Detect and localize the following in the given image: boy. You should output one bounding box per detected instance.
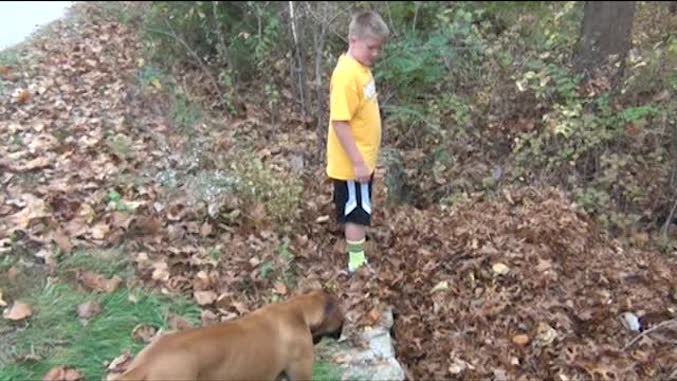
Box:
[326,10,389,273]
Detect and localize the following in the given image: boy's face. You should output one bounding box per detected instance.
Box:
[349,34,385,68]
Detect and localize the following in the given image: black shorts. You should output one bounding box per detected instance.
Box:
[332,176,374,226]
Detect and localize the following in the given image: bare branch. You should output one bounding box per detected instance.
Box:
[149,20,221,97]
[624,318,677,350]
[413,1,420,33]
[661,196,677,238]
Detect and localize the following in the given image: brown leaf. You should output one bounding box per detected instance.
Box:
[90,222,110,240]
[200,222,212,237]
[12,88,30,105]
[79,271,122,293]
[132,324,157,343]
[107,350,132,372]
[112,212,134,230]
[151,261,170,282]
[273,282,288,295]
[77,301,101,319]
[0,290,6,307]
[194,290,217,306]
[8,266,19,282]
[231,301,249,315]
[366,308,381,326]
[53,229,73,254]
[9,194,47,233]
[3,301,33,321]
[512,334,530,346]
[128,294,139,304]
[43,367,83,381]
[167,313,193,331]
[193,270,211,290]
[201,309,218,326]
[18,157,50,171]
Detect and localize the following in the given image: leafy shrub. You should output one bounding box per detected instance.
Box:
[230,156,304,225]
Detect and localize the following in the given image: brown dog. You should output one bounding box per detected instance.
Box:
[115,290,344,381]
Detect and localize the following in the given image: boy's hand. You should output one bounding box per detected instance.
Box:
[354,161,371,183]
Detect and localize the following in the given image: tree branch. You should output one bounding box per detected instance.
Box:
[661,196,677,238]
[149,20,221,97]
[624,318,677,350]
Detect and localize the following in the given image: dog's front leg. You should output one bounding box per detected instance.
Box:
[285,356,313,381]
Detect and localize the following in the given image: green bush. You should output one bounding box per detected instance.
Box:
[141,1,285,82]
[230,156,304,226]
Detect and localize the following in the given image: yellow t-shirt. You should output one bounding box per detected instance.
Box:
[326,54,382,180]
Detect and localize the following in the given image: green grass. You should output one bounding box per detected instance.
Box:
[313,359,343,381]
[0,282,201,381]
[59,247,133,278]
[0,247,341,381]
[0,248,201,380]
[0,48,21,67]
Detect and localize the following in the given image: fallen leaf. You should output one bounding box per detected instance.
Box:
[53,229,73,254]
[79,271,122,293]
[18,157,50,171]
[273,282,288,295]
[200,222,212,237]
[151,261,170,282]
[315,215,330,224]
[201,309,218,326]
[77,301,101,319]
[112,212,134,229]
[249,257,260,267]
[231,301,249,315]
[536,322,558,347]
[193,270,211,290]
[366,308,381,326]
[492,263,510,276]
[512,334,530,346]
[12,88,30,104]
[0,290,6,307]
[168,313,192,331]
[431,280,449,293]
[90,222,110,240]
[194,290,217,305]
[7,267,19,282]
[43,367,83,381]
[9,194,48,233]
[652,89,670,102]
[132,324,157,343]
[128,294,139,304]
[535,259,552,272]
[3,301,33,321]
[107,350,132,372]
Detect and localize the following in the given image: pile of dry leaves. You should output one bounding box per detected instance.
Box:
[2,3,677,381]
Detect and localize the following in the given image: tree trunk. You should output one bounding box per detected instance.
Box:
[312,2,329,163]
[573,1,636,86]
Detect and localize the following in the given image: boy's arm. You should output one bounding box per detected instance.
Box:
[332,121,371,183]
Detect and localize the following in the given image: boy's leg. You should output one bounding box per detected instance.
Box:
[333,176,373,273]
[345,223,367,273]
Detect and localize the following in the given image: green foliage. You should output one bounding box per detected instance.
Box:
[230,156,304,225]
[171,91,202,130]
[136,0,675,237]
[141,1,284,81]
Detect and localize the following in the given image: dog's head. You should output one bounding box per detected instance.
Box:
[306,290,344,344]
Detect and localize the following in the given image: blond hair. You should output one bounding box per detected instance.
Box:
[349,10,390,41]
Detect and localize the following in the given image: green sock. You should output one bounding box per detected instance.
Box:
[347,238,366,273]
